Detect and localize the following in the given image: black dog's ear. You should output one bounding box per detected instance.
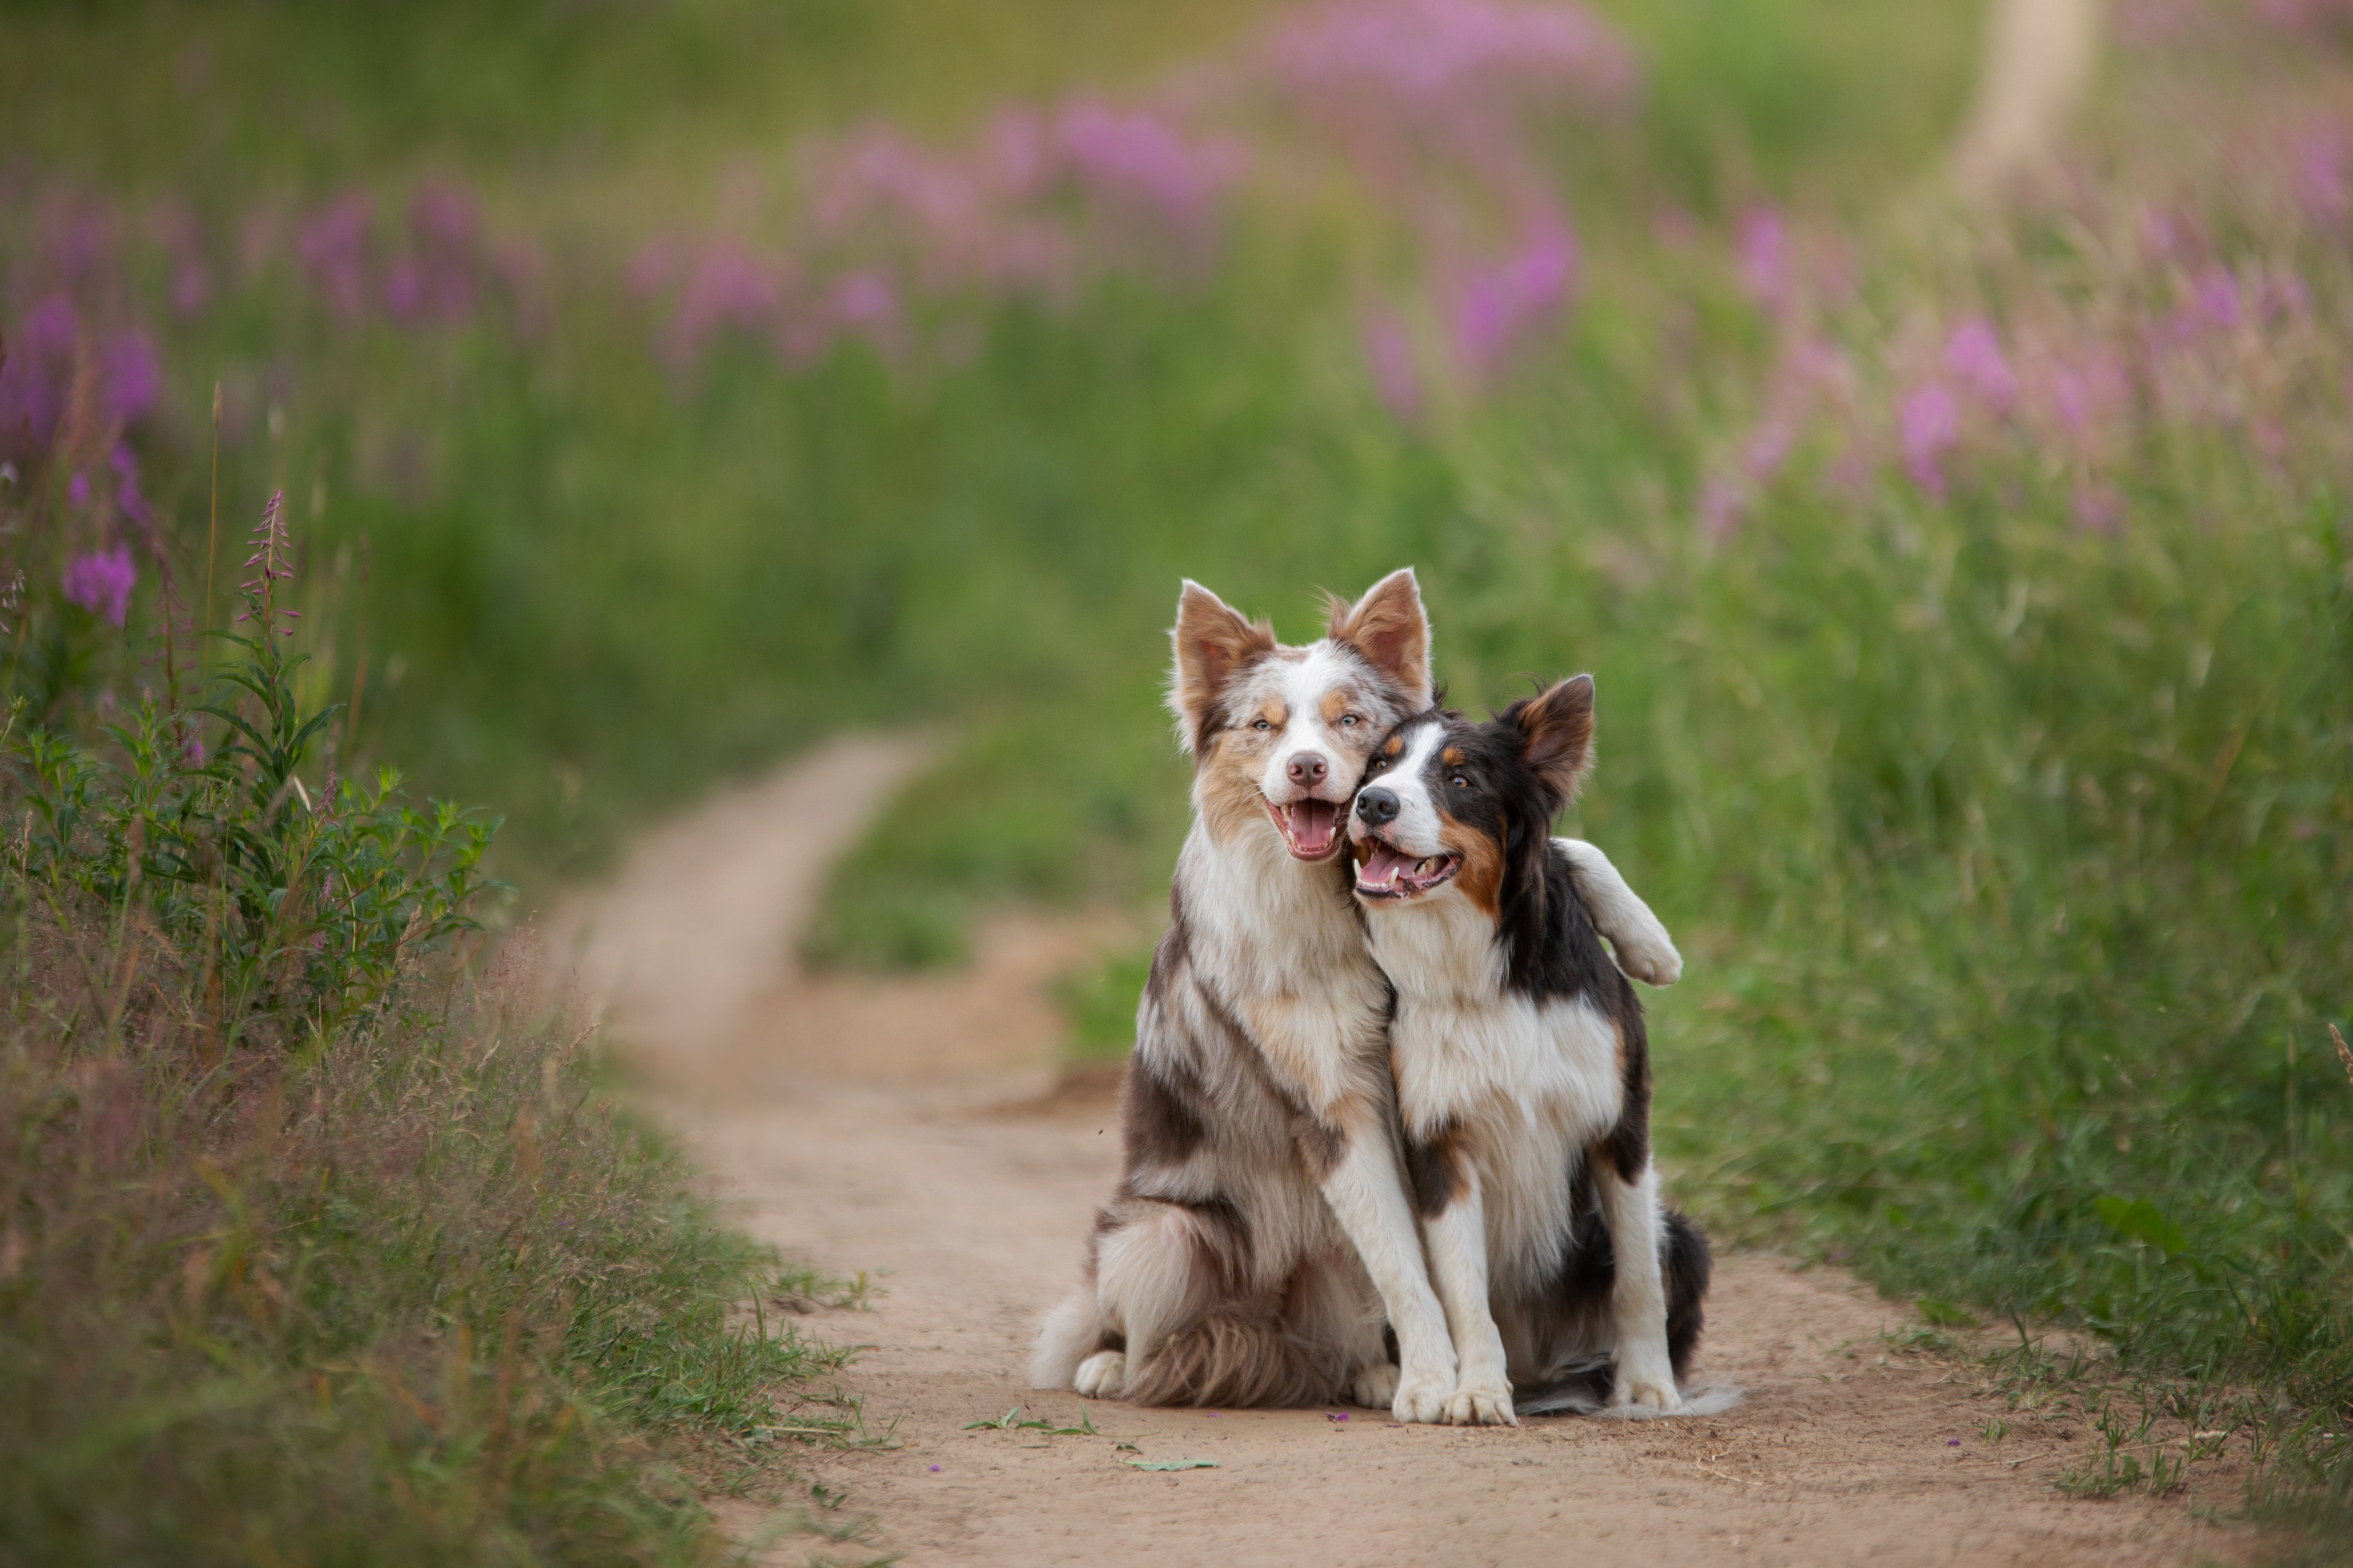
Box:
[1168,580,1276,754]
[1504,675,1594,808]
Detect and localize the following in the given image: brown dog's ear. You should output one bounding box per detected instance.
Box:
[1509,675,1595,806]
[1325,567,1432,711]
[1168,580,1276,754]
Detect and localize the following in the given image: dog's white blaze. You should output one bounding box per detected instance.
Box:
[1362,722,1449,859]
[1253,642,1373,808]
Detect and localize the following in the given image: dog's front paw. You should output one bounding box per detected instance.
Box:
[1444,1379,1519,1427]
[1612,1363,1683,1414]
[1349,1362,1400,1409]
[1612,934,1682,988]
[1391,1363,1454,1424]
[1074,1350,1127,1399]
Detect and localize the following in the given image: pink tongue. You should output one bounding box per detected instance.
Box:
[1361,845,1415,885]
[1288,799,1336,853]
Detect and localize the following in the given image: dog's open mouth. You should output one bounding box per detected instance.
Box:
[1267,798,1344,860]
[1353,839,1461,899]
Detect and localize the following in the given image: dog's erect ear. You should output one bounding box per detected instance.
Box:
[1325,567,1432,711]
[1168,580,1276,754]
[1511,674,1595,806]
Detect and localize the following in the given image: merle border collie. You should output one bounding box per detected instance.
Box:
[1347,676,1711,1422]
[1029,569,1463,1420]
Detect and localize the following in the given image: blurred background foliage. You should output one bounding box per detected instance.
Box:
[2,0,2350,1547]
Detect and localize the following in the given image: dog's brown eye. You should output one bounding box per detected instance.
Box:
[1450,774,1469,789]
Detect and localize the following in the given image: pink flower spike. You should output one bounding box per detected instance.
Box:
[1944,319,2016,413]
[1361,311,1423,424]
[1736,204,1789,309]
[1898,382,1959,499]
[62,545,137,626]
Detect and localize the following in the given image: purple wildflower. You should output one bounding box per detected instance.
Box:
[2293,126,2350,228]
[662,243,781,364]
[296,192,374,320]
[63,545,137,626]
[1361,311,1423,423]
[2192,266,2241,330]
[2073,481,2123,535]
[110,443,152,528]
[1736,204,1789,310]
[1944,319,2016,414]
[68,472,91,509]
[1898,382,1959,499]
[1447,216,1577,374]
[1054,100,1246,238]
[0,295,80,452]
[1697,473,1745,541]
[1264,0,1638,111]
[238,490,301,635]
[102,331,163,425]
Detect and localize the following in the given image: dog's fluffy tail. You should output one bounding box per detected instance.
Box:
[1663,1206,1711,1381]
[1123,1305,1344,1409]
[1028,1283,1103,1391]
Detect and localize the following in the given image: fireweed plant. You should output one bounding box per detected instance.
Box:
[0,495,875,1564]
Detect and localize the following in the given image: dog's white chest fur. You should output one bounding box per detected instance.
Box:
[1184,824,1390,1112]
[1368,891,1625,1286]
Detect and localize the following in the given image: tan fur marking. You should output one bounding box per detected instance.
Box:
[1383,735,1404,757]
[1442,746,1463,767]
[1443,816,1506,918]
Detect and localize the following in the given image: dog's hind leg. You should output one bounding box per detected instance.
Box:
[1591,1156,1684,1412]
[1280,1249,1392,1407]
[1030,1279,1115,1394]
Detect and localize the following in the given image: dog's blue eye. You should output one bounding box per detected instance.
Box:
[1253,719,1271,731]
[1339,714,1359,727]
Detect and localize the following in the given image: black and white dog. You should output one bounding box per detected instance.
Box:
[1347,676,1711,1422]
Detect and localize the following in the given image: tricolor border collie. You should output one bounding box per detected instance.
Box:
[1030,569,1462,1420]
[1349,677,1711,1420]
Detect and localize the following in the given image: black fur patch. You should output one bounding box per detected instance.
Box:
[1404,1117,1470,1218]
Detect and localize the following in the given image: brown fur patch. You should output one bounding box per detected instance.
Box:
[1291,1107,1347,1179]
[1441,746,1463,767]
[1382,734,1404,758]
[1195,735,1272,846]
[1323,568,1432,710]
[1171,582,1277,754]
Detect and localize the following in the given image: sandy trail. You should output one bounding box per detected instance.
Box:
[1952,0,2106,198]
[553,735,2259,1567]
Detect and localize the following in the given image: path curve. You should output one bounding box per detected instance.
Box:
[1953,0,2106,197]
[563,735,2254,1566]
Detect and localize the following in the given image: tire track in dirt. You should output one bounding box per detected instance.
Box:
[554,733,2261,1567]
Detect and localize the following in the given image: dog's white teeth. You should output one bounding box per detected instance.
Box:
[1417,857,1440,876]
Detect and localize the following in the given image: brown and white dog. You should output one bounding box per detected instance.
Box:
[1347,677,1711,1423]
[1028,569,1462,1420]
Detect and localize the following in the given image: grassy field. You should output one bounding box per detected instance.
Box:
[4,0,2350,1554]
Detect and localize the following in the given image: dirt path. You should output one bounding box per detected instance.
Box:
[560,736,2257,1567]
[1952,0,2106,198]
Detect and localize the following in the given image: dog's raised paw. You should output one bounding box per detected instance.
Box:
[1445,1381,1519,1427]
[1613,937,1682,988]
[1391,1364,1453,1425]
[1074,1350,1127,1400]
[1349,1362,1400,1409]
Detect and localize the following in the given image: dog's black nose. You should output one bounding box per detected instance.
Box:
[1356,787,1399,826]
[1286,751,1329,786]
